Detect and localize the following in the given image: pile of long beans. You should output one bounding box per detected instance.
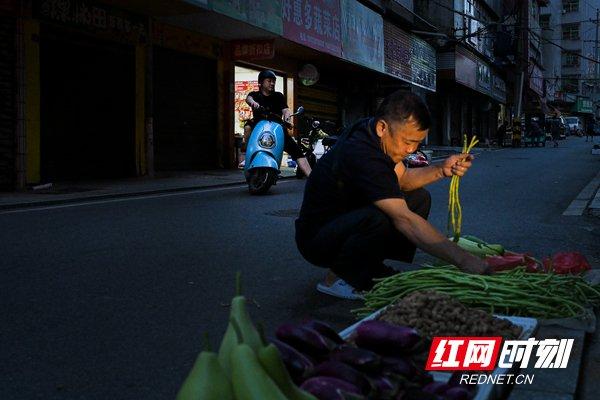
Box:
[355,266,600,320]
[448,135,478,241]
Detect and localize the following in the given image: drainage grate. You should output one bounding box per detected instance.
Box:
[265,209,299,218]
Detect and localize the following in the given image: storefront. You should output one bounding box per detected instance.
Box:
[0,2,16,189]
[28,0,147,182]
[572,97,594,132]
[383,20,437,141]
[40,28,137,181]
[436,46,505,146]
[233,64,285,137]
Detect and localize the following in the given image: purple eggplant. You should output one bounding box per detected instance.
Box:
[412,366,434,386]
[354,321,420,356]
[269,337,314,383]
[444,387,472,400]
[312,361,373,395]
[381,356,417,378]
[422,382,450,395]
[276,323,337,357]
[328,345,381,372]
[304,320,345,344]
[366,374,400,399]
[300,376,365,400]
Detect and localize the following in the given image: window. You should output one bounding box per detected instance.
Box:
[562,0,579,13]
[562,23,580,40]
[464,0,478,45]
[562,74,580,93]
[531,1,538,21]
[540,15,550,29]
[562,50,581,67]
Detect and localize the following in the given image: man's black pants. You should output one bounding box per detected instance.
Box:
[296,188,431,291]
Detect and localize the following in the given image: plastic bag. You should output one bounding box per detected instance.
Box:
[485,252,541,272]
[542,252,591,274]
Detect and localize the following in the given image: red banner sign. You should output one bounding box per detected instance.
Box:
[282,0,342,57]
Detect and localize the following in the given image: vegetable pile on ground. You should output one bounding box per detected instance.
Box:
[274,318,476,400]
[176,274,477,400]
[356,266,600,320]
[176,275,318,400]
[453,235,592,275]
[377,290,522,339]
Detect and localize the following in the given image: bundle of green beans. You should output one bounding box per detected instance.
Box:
[354,266,600,320]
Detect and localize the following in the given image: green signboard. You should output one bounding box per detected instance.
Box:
[211,0,283,35]
[573,97,593,114]
[340,0,384,72]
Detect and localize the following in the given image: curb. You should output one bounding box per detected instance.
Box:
[0,175,298,211]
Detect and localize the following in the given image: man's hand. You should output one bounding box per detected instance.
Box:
[459,254,493,275]
[441,154,474,178]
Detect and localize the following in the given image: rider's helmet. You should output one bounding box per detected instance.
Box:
[258,69,276,84]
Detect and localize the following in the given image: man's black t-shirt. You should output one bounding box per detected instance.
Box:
[248,91,288,121]
[296,118,404,238]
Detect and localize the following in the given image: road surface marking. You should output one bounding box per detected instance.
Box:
[563,169,600,216]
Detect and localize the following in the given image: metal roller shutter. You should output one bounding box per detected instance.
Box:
[154,46,217,171]
[296,83,339,125]
[0,16,15,189]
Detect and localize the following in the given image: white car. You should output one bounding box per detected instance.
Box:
[563,116,582,136]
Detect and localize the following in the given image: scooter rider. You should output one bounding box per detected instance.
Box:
[245,70,312,177]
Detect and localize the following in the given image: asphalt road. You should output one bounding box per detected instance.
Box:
[1,136,599,399]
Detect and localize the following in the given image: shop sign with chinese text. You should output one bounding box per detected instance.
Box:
[455,48,477,91]
[282,0,342,57]
[340,0,384,72]
[231,39,275,60]
[152,22,220,58]
[476,61,491,94]
[384,21,411,84]
[384,22,436,92]
[492,73,507,103]
[35,0,147,43]
[211,0,283,35]
[410,35,436,91]
[574,97,593,114]
[0,0,18,15]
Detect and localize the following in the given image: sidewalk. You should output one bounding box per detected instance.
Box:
[0,167,297,210]
[0,150,453,211]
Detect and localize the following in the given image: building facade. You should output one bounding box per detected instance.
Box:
[541,0,598,124]
[0,0,440,190]
[415,0,507,146]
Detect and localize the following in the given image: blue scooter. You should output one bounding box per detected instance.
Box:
[244,106,304,195]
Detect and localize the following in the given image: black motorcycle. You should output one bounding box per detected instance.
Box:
[294,115,340,178]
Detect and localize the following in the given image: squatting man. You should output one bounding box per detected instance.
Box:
[295,91,491,300]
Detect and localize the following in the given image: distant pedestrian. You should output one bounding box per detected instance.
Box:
[512,118,522,148]
[586,119,595,142]
[550,118,560,147]
[496,122,506,147]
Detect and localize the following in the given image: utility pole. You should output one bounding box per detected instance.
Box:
[595,8,599,119]
[595,9,599,83]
